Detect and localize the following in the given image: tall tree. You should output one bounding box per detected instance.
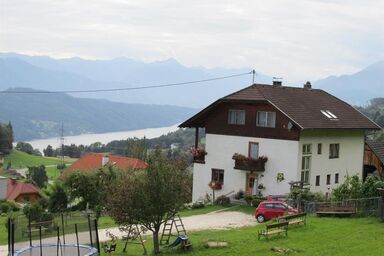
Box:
[107,149,189,254]
[46,182,68,212]
[43,145,54,157]
[27,165,48,188]
[0,122,14,155]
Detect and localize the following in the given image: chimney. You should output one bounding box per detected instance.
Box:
[272,81,282,87]
[272,77,283,87]
[102,155,109,166]
[304,81,312,89]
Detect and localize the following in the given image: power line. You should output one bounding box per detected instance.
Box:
[0,71,253,94]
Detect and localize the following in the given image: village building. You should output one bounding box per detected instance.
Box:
[62,153,147,177]
[0,177,41,203]
[180,82,381,202]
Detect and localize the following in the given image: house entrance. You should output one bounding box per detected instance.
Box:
[246,173,258,195]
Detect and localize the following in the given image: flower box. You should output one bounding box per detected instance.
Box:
[208,181,222,190]
[191,147,207,163]
[232,153,268,172]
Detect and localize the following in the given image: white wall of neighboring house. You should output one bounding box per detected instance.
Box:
[192,133,299,202]
[299,129,365,194]
[0,176,7,200]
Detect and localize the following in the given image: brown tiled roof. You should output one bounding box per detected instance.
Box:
[366,141,384,164]
[7,179,41,201]
[180,84,380,130]
[62,153,148,177]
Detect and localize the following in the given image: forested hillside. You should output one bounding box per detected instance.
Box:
[0,88,196,141]
[356,98,384,141]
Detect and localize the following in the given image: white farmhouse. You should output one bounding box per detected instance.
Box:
[180,82,381,202]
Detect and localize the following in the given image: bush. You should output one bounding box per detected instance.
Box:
[251,198,264,207]
[215,195,230,205]
[234,190,244,200]
[244,195,253,205]
[0,201,19,213]
[289,188,325,202]
[57,163,66,170]
[0,202,10,213]
[191,201,205,209]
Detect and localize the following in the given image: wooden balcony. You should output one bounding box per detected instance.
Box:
[232,154,267,172]
[193,154,206,164]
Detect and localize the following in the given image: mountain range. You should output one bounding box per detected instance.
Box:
[0,53,383,141]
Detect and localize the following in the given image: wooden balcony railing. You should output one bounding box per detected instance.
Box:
[232,154,268,172]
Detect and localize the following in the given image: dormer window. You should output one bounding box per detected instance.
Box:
[321,110,338,120]
[257,111,276,128]
[228,109,245,125]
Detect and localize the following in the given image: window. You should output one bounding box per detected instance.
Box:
[321,110,338,120]
[228,110,245,125]
[317,143,322,154]
[326,174,331,185]
[335,173,339,184]
[329,144,340,159]
[264,204,274,209]
[274,204,287,210]
[315,175,320,186]
[256,111,276,128]
[301,156,311,184]
[302,144,312,155]
[211,169,224,184]
[249,142,259,159]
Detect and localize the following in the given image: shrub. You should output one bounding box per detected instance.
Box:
[191,201,205,209]
[243,195,252,205]
[0,202,10,213]
[234,190,244,200]
[289,188,325,202]
[215,195,230,205]
[57,163,66,170]
[251,198,264,207]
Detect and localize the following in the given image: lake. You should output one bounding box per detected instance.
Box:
[26,124,180,152]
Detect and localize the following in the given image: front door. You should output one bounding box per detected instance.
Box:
[246,173,258,195]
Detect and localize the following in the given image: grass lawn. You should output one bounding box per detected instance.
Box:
[4,150,69,169]
[0,216,7,245]
[100,216,384,256]
[45,165,67,180]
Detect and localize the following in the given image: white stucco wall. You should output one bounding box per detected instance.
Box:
[0,176,7,200]
[192,133,299,202]
[298,129,365,194]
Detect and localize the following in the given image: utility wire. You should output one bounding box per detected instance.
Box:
[0,71,253,94]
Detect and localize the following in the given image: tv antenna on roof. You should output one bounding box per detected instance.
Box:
[252,70,256,84]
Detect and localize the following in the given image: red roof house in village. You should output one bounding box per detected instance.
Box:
[62,153,147,177]
[6,179,41,203]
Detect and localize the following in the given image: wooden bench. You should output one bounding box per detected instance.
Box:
[278,213,307,226]
[316,207,355,217]
[258,221,288,240]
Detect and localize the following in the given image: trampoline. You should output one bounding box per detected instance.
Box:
[14,244,98,256]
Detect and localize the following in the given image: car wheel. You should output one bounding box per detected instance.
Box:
[256,214,265,223]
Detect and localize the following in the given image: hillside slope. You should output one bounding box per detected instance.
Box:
[0,88,196,141]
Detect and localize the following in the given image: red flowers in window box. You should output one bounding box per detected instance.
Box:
[191,147,207,163]
[208,181,222,190]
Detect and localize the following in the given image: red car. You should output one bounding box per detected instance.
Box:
[255,200,298,223]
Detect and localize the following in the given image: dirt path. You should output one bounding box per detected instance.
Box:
[0,210,257,255]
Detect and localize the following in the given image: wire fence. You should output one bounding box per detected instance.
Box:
[8,211,100,256]
[287,197,381,217]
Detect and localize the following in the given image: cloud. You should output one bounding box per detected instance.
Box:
[0,0,383,80]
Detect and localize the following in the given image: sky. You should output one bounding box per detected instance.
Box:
[0,0,383,81]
